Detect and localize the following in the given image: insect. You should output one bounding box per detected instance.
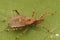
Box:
[8,10,45,34]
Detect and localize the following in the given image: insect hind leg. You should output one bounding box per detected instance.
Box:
[13,10,20,15]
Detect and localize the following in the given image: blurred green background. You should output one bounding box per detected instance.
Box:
[0,0,60,40]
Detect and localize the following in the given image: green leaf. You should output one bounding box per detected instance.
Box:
[0,0,60,40]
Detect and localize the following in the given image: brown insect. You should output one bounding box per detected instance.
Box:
[8,10,45,34]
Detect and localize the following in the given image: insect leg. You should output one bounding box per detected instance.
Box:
[36,24,43,28]
[1,27,12,32]
[31,10,35,17]
[13,10,20,15]
[22,27,29,34]
[36,13,46,21]
[36,23,53,33]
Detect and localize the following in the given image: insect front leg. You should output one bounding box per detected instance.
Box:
[36,24,51,33]
[35,20,51,33]
[36,23,43,28]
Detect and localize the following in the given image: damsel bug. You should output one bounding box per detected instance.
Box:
[8,10,45,34]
